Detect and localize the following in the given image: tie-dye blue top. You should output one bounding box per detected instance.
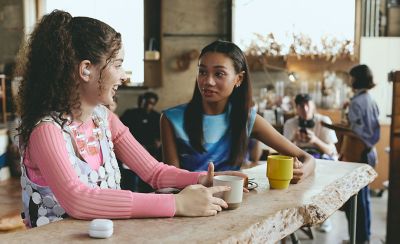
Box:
[163,104,257,171]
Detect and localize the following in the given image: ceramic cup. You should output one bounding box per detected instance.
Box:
[267,155,293,189]
[213,175,244,210]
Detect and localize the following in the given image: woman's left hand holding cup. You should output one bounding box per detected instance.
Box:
[174,184,230,216]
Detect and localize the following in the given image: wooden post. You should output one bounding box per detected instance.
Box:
[387,71,400,243]
[0,74,6,125]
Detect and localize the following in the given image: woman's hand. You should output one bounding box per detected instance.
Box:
[197,162,249,192]
[197,162,215,187]
[291,157,304,184]
[291,154,315,184]
[174,184,230,216]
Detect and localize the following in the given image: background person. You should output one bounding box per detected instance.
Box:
[120,92,162,160]
[283,93,338,233]
[283,93,338,160]
[120,91,161,192]
[342,64,380,243]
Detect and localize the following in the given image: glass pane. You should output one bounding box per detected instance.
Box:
[233,0,355,55]
[45,0,144,85]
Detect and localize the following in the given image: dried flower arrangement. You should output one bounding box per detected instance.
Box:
[244,33,356,70]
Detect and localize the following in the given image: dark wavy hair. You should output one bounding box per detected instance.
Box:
[184,40,252,166]
[349,64,376,89]
[17,10,121,146]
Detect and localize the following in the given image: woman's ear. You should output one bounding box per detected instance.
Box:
[235,71,245,88]
[79,60,92,82]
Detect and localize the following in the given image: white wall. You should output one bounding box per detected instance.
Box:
[360,37,400,125]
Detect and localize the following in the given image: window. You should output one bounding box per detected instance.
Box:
[233,0,355,55]
[45,0,144,85]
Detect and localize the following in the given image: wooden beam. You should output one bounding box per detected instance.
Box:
[387,71,400,243]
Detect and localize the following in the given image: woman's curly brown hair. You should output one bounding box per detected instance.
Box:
[16,10,121,147]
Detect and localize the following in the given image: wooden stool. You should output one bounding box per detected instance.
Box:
[320,121,367,162]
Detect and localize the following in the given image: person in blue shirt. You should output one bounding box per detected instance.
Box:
[347,65,380,168]
[161,40,315,184]
[343,64,380,244]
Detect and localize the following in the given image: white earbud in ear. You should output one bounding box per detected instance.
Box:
[83,69,91,76]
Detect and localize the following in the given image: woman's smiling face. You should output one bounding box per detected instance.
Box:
[98,48,127,106]
[80,47,127,107]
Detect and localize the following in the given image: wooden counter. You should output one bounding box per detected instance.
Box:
[1,160,376,243]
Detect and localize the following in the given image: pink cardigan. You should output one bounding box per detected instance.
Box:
[23,112,203,219]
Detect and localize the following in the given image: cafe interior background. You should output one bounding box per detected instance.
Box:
[0,0,399,242]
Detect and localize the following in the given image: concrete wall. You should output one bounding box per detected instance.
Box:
[153,0,229,110]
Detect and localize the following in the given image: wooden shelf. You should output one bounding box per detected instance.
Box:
[246,55,358,72]
[119,85,148,90]
[163,33,229,37]
[287,55,357,73]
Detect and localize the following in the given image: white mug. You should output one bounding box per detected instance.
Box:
[213,175,244,210]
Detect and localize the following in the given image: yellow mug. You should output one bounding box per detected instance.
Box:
[267,155,293,189]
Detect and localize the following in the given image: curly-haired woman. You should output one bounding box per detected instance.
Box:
[17,10,241,228]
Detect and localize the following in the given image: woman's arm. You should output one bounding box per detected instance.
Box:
[160,113,180,168]
[28,123,176,219]
[30,123,230,219]
[251,114,315,183]
[109,112,198,189]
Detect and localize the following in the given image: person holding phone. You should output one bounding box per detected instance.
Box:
[283,93,338,232]
[284,93,338,161]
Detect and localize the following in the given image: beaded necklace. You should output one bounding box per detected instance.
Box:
[69,115,104,156]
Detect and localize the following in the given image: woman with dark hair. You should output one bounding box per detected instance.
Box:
[343,64,380,243]
[349,64,375,90]
[348,64,380,151]
[161,40,315,183]
[17,10,240,228]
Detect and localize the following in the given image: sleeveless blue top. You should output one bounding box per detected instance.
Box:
[163,104,256,171]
